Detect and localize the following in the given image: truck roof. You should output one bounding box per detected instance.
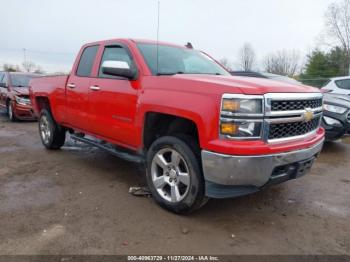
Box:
[83,38,187,49]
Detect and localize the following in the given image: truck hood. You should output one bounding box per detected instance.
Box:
[171,74,320,94]
[12,87,29,95]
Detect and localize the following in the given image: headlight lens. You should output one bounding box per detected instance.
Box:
[222,98,263,115]
[220,95,264,139]
[220,121,262,138]
[15,96,31,105]
[323,104,346,114]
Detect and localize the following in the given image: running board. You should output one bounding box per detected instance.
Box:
[70,135,144,164]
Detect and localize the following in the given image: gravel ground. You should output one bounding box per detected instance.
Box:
[0,111,349,255]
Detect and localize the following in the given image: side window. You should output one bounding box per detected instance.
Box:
[99,46,133,78]
[1,74,8,86]
[76,45,99,77]
[335,79,350,90]
[0,73,4,84]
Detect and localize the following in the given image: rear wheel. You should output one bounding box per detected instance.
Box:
[146,136,207,214]
[39,109,66,149]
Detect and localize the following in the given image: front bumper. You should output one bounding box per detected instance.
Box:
[201,139,324,198]
[13,103,36,120]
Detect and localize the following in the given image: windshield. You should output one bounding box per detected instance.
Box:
[137,43,230,76]
[10,74,40,87]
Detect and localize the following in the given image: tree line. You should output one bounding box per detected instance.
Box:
[220,0,350,87]
[2,61,45,74]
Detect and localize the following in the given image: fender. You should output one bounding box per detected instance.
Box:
[136,87,222,150]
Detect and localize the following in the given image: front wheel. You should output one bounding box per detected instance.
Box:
[39,109,66,149]
[146,136,207,214]
[7,101,17,122]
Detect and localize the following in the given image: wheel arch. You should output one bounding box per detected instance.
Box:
[142,111,203,152]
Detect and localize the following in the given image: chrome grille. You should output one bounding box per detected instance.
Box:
[271,98,322,111]
[265,93,323,142]
[268,117,321,140]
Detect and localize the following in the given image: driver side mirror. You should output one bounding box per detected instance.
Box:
[101,61,137,80]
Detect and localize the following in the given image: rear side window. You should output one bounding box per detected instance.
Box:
[98,46,133,78]
[76,45,99,77]
[0,73,4,83]
[1,73,7,86]
[335,79,350,90]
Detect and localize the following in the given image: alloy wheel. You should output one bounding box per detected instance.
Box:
[151,148,191,203]
[40,115,51,144]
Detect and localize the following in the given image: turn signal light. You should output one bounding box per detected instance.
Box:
[220,123,238,135]
[222,100,240,111]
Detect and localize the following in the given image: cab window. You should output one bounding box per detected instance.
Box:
[76,45,99,77]
[1,73,8,86]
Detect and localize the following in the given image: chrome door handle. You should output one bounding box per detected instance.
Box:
[67,83,76,89]
[90,85,100,91]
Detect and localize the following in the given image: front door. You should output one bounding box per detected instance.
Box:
[88,45,139,148]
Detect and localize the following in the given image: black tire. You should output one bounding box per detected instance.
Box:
[146,135,207,214]
[7,101,17,122]
[39,109,66,149]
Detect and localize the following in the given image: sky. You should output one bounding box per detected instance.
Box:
[0,0,335,73]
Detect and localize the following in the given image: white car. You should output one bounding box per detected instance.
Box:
[322,76,350,95]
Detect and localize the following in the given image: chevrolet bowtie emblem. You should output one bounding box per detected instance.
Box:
[302,108,314,122]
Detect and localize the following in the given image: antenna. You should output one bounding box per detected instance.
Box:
[156,0,160,75]
[23,48,27,64]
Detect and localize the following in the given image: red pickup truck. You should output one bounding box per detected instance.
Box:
[30,39,324,213]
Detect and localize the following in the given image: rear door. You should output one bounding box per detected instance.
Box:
[88,44,139,148]
[65,45,99,131]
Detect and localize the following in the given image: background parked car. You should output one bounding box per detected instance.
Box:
[321,76,350,95]
[0,71,42,121]
[230,71,302,85]
[322,93,350,140]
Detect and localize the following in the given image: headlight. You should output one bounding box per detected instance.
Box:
[15,96,31,106]
[220,120,262,138]
[323,104,346,114]
[222,97,263,115]
[220,94,264,139]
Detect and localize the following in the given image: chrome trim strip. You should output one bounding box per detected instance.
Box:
[267,129,318,144]
[222,94,265,100]
[264,93,323,100]
[220,118,264,123]
[221,111,264,117]
[266,112,322,124]
[266,107,323,117]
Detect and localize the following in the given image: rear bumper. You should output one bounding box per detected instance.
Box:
[201,139,324,198]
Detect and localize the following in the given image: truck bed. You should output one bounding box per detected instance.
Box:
[29,75,69,119]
